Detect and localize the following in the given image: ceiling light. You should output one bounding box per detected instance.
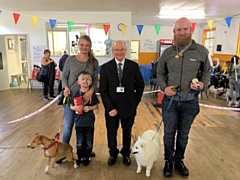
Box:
[159,9,205,19]
[56,24,86,28]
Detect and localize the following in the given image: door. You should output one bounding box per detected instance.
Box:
[131,40,139,63]
[0,36,10,91]
[18,36,30,80]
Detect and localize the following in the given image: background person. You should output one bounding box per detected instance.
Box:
[100,41,144,166]
[57,35,99,163]
[210,58,223,88]
[41,49,57,101]
[58,50,69,94]
[157,17,210,177]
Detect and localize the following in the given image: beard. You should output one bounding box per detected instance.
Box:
[174,34,192,48]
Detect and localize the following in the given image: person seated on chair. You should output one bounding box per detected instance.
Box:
[210,58,223,88]
[150,60,159,91]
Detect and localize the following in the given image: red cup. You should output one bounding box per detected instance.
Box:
[74,96,82,114]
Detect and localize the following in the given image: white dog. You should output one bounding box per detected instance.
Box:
[207,85,224,98]
[132,130,160,177]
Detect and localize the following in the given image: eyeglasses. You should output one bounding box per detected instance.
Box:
[113,48,126,52]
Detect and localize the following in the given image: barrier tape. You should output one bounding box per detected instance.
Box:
[1,90,239,124]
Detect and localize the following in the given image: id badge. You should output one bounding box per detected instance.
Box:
[116,86,125,93]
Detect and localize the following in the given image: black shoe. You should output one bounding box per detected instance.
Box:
[175,160,189,176]
[90,151,96,157]
[76,158,83,166]
[123,156,131,166]
[49,95,56,99]
[56,157,66,164]
[163,160,173,177]
[83,157,91,166]
[108,156,117,165]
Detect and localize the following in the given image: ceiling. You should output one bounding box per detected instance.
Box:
[1,0,240,26]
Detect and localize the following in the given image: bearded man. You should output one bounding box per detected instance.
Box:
[157,17,210,177]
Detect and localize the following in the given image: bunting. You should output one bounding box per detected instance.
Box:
[67,21,74,32]
[154,24,161,35]
[136,25,144,35]
[0,10,2,14]
[120,24,127,36]
[207,20,214,30]
[49,19,57,30]
[103,24,110,35]
[13,13,20,25]
[191,22,196,33]
[86,23,92,35]
[225,17,232,28]
[31,16,38,27]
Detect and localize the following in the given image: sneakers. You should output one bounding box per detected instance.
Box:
[228,100,233,107]
[43,96,49,101]
[235,101,239,107]
[175,160,189,176]
[83,157,91,166]
[49,95,56,99]
[77,157,91,166]
[163,160,173,177]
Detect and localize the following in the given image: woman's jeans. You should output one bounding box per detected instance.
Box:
[162,96,199,161]
[62,105,75,144]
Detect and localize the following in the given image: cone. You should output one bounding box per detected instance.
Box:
[154,91,163,107]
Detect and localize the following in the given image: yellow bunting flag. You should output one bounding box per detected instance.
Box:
[120,24,127,36]
[207,20,214,30]
[31,16,38,27]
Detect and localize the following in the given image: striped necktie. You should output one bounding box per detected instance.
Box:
[118,63,123,85]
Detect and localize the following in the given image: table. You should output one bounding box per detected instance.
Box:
[139,65,152,85]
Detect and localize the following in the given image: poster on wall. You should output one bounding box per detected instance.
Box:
[33,45,46,62]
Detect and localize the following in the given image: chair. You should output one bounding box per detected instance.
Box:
[27,68,40,91]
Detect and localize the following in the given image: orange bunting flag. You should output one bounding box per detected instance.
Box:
[120,24,127,36]
[207,20,214,30]
[191,22,196,33]
[13,13,20,24]
[103,24,110,35]
[31,16,38,27]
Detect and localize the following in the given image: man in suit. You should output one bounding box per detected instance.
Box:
[100,41,144,166]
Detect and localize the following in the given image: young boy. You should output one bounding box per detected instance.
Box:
[70,71,99,166]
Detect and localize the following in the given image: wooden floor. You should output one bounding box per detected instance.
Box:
[0,88,240,180]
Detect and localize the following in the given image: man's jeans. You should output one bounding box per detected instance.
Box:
[75,126,94,159]
[62,105,75,143]
[162,96,199,160]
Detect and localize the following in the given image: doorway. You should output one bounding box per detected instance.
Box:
[0,35,30,90]
[131,40,140,63]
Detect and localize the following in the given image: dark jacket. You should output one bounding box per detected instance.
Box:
[100,59,144,119]
[59,54,69,71]
[157,40,210,101]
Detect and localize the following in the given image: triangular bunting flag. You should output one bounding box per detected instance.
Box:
[103,24,110,35]
[225,17,232,28]
[49,19,57,30]
[191,22,196,33]
[86,23,92,35]
[136,25,144,35]
[120,24,127,36]
[154,24,161,35]
[31,16,38,27]
[207,20,214,30]
[0,10,2,14]
[13,13,20,25]
[67,21,74,32]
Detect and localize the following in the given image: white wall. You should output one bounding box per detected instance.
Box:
[0,11,132,68]
[198,16,240,55]
[131,24,202,53]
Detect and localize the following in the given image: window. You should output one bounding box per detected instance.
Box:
[202,28,216,55]
[46,23,109,56]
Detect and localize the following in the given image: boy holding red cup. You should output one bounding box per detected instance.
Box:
[70,71,99,166]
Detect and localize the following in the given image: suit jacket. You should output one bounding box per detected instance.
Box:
[100,58,144,119]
